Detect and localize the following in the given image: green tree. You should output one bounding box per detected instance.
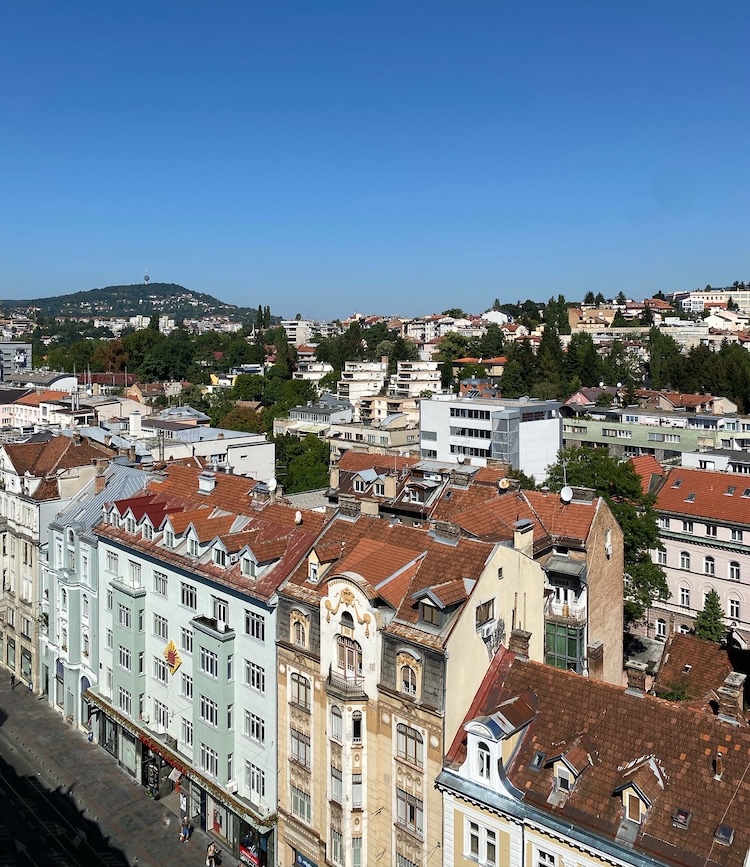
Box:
[565,332,602,387]
[545,447,668,623]
[694,589,726,642]
[583,291,596,305]
[442,308,467,318]
[499,359,525,398]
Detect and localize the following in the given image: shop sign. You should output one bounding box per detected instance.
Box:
[239,843,260,866]
[293,850,317,867]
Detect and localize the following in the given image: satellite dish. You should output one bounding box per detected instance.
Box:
[598,381,604,388]
[457,455,466,464]
[294,510,303,525]
[268,478,278,492]
[498,477,511,490]
[560,486,573,504]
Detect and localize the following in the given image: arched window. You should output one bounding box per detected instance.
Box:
[331,706,343,741]
[730,561,741,582]
[337,636,362,677]
[656,618,667,639]
[60,588,68,613]
[396,723,424,766]
[401,665,417,696]
[680,551,690,570]
[704,556,715,576]
[679,624,691,635]
[340,611,354,630]
[82,594,89,619]
[293,620,306,647]
[67,530,74,545]
[477,741,491,779]
[291,673,310,709]
[679,585,690,608]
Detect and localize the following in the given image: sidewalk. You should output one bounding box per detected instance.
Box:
[0,678,240,867]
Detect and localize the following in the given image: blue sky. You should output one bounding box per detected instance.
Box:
[1,2,749,320]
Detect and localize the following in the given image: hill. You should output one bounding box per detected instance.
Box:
[0,283,258,321]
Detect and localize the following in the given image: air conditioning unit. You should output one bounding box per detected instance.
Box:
[226,780,238,794]
[140,713,150,724]
[604,542,613,559]
[481,623,494,640]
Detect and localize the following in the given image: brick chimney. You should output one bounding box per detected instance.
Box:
[587,641,604,681]
[430,520,461,545]
[625,661,648,695]
[513,519,534,558]
[717,671,746,725]
[339,495,361,519]
[508,629,532,659]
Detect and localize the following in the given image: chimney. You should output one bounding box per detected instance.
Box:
[513,519,534,558]
[93,458,108,494]
[714,749,725,780]
[252,482,270,505]
[508,629,532,660]
[717,671,747,725]
[430,520,461,545]
[198,470,217,495]
[587,641,604,681]
[625,661,648,695]
[339,495,361,519]
[129,411,142,438]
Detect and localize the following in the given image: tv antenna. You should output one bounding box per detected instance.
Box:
[144,268,150,285]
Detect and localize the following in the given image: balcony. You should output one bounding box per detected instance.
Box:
[546,600,587,625]
[326,665,367,700]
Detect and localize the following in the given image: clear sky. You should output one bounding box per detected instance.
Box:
[1,2,749,320]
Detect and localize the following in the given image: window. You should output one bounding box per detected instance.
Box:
[200,695,218,727]
[200,647,218,678]
[330,765,343,802]
[200,743,219,778]
[143,523,153,542]
[556,765,572,791]
[401,665,417,696]
[475,599,495,628]
[730,562,741,581]
[537,851,556,867]
[181,673,193,699]
[731,528,743,542]
[627,792,642,823]
[180,627,193,653]
[354,479,365,493]
[397,724,424,767]
[213,548,227,568]
[181,718,193,747]
[467,821,497,865]
[154,614,168,640]
[353,710,362,743]
[291,673,310,708]
[245,610,265,641]
[118,604,131,628]
[352,837,362,867]
[164,529,174,549]
[656,618,667,639]
[352,772,362,808]
[704,556,715,576]
[118,646,131,671]
[154,571,168,596]
[106,629,113,650]
[241,557,256,578]
[680,551,691,570]
[396,857,419,867]
[680,586,690,608]
[291,786,311,823]
[246,661,265,693]
[188,538,199,557]
[154,657,168,684]
[374,483,385,496]
[118,687,132,716]
[659,516,670,529]
[106,589,113,610]
[682,521,694,534]
[330,829,343,866]
[82,594,89,619]
[419,602,441,626]
[181,583,197,610]
[730,598,741,620]
[706,524,718,538]
[293,620,306,647]
[247,763,265,802]
[291,728,311,766]
[396,788,423,836]
[227,704,233,730]
[154,700,169,728]
[246,713,265,744]
[308,561,319,583]
[129,561,141,585]
[331,706,343,741]
[336,635,363,676]
[212,596,229,626]
[106,551,119,573]
[478,741,491,779]
[227,654,233,681]
[657,549,667,566]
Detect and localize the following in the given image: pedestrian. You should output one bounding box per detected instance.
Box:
[9,673,15,689]
[206,841,220,867]
[179,816,191,842]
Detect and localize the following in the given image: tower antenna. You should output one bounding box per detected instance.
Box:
[144,268,150,285]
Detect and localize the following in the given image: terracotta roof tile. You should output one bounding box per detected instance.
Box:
[629,454,665,495]
[656,467,750,525]
[653,633,734,702]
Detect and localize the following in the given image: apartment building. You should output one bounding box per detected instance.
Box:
[273,396,353,441]
[84,464,328,865]
[680,288,750,313]
[327,414,420,463]
[648,467,750,643]
[0,342,32,382]
[0,434,114,690]
[41,461,152,723]
[292,360,334,385]
[388,360,442,399]
[420,395,561,483]
[438,650,750,867]
[336,361,388,420]
[274,509,546,867]
[359,394,420,427]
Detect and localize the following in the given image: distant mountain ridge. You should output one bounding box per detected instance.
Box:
[0,283,257,320]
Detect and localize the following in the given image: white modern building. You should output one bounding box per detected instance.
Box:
[336,361,388,420]
[387,359,441,399]
[419,395,562,482]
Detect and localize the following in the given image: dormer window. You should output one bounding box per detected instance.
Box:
[143,523,153,542]
[419,601,441,627]
[188,538,199,557]
[354,479,365,493]
[309,561,319,583]
[126,517,135,534]
[626,792,644,824]
[164,529,174,548]
[241,557,256,578]
[213,548,227,568]
[556,764,572,792]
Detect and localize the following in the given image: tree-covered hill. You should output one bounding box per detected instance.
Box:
[0,282,257,320]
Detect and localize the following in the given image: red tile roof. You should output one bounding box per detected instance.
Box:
[653,633,734,703]
[3,436,113,478]
[655,467,750,525]
[629,454,665,495]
